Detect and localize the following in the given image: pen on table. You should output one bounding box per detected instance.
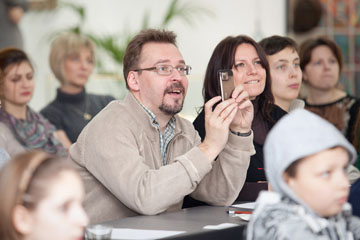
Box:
[227,210,252,214]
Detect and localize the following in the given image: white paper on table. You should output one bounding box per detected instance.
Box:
[111,228,185,239]
[231,202,256,209]
[203,223,239,230]
[230,214,251,221]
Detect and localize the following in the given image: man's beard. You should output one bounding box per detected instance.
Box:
[159,82,185,116]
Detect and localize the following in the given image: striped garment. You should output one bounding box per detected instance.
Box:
[0,107,67,156]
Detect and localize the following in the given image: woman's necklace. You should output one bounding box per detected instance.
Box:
[65,96,92,121]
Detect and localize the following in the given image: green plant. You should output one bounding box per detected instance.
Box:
[55,0,214,74]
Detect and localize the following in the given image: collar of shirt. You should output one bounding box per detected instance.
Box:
[135,98,176,165]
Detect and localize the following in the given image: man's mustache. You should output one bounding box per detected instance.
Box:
[164,82,185,95]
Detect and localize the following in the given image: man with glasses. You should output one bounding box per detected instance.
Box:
[69,29,255,224]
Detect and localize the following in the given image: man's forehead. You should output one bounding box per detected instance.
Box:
[139,42,184,65]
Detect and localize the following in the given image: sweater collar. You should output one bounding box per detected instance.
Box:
[55,88,86,103]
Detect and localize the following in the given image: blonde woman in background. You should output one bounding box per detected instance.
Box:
[0,151,88,240]
[41,32,115,143]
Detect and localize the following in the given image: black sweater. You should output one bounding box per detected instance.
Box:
[41,88,115,143]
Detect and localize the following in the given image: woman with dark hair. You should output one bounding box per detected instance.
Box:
[193,35,285,184]
[259,35,304,112]
[0,48,68,157]
[181,35,286,207]
[300,37,360,170]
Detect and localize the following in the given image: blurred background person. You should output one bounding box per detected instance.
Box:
[247,109,360,239]
[300,37,360,150]
[259,35,359,183]
[0,48,68,157]
[41,32,115,143]
[0,0,28,50]
[259,35,304,112]
[0,151,88,240]
[300,37,360,177]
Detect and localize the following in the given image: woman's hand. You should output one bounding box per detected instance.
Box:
[229,85,254,133]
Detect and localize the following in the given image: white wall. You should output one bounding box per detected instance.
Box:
[20,0,285,120]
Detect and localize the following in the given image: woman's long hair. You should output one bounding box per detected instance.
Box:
[202,35,274,121]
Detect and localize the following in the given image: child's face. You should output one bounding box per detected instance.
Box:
[25,170,88,240]
[284,147,350,217]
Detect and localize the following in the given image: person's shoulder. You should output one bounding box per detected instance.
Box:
[40,100,63,116]
[289,99,305,111]
[0,122,12,133]
[0,122,24,154]
[346,94,358,100]
[252,192,308,227]
[0,148,10,167]
[0,123,14,142]
[268,104,287,127]
[346,95,360,109]
[93,98,123,114]
[251,202,316,239]
[89,98,133,125]
[88,93,115,104]
[39,104,64,127]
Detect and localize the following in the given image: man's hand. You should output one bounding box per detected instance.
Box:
[229,85,254,133]
[8,7,24,24]
[198,96,239,162]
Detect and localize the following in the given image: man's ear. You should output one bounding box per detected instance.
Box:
[127,71,140,92]
[12,205,33,235]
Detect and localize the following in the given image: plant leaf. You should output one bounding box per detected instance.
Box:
[161,0,214,27]
[141,10,151,30]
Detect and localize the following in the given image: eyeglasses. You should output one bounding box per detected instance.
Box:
[132,64,192,76]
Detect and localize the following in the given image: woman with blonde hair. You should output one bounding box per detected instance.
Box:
[0,48,68,157]
[41,32,115,143]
